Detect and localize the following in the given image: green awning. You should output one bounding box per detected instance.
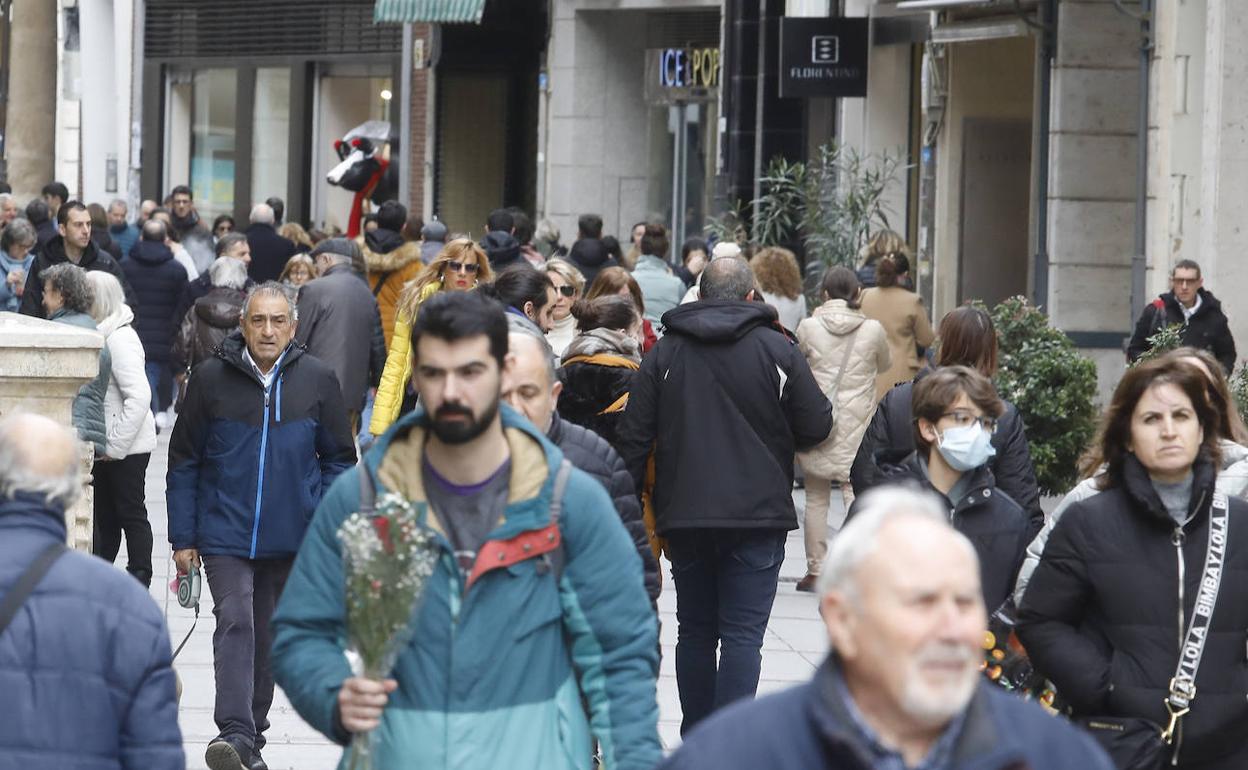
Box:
[374,0,485,24]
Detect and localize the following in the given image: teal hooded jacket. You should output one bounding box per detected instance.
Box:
[270,403,661,770]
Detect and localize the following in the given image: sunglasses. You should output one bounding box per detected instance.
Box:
[556,285,577,297]
[446,261,480,274]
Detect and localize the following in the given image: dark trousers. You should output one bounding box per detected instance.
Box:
[91,453,153,584]
[202,554,293,755]
[666,528,787,735]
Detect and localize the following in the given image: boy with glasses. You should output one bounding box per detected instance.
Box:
[1127,259,1237,373]
[849,365,1028,612]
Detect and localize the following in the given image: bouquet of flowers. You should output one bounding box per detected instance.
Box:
[338,492,441,770]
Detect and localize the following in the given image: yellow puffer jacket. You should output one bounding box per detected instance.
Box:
[369,282,439,435]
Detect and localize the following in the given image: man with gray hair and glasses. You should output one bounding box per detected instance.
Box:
[168,281,356,770]
[0,413,184,768]
[658,486,1114,770]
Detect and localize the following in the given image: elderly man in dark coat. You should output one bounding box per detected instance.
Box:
[295,238,386,427]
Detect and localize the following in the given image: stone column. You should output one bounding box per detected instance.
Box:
[0,312,104,552]
[5,0,58,199]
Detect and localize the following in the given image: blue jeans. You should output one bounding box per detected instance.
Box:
[666,528,787,734]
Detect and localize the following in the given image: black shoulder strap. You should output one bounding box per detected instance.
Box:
[546,460,574,580]
[371,270,393,298]
[0,542,67,638]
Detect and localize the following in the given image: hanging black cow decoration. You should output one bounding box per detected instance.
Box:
[326,120,399,238]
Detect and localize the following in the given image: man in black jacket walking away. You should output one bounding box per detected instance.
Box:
[1126,259,1237,372]
[123,219,190,415]
[617,257,833,733]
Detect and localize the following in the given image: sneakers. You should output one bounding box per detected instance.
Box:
[205,738,248,770]
[249,750,269,770]
[795,574,818,593]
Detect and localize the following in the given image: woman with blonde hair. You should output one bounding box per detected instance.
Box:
[545,258,585,357]
[279,253,317,288]
[368,239,493,436]
[750,246,807,331]
[279,222,315,253]
[859,231,934,400]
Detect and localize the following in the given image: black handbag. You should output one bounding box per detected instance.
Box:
[1075,716,1167,770]
[1075,492,1229,770]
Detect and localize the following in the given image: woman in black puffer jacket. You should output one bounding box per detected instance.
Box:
[558,295,643,454]
[850,305,1044,539]
[1018,357,1248,770]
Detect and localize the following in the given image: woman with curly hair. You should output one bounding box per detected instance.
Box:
[368,238,493,436]
[42,262,112,455]
[750,246,807,331]
[586,266,658,353]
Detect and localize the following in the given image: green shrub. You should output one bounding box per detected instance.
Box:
[1131,322,1185,366]
[987,297,1099,496]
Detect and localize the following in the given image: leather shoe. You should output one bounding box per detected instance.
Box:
[795,574,818,593]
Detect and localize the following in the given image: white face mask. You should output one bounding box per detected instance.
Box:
[935,423,996,472]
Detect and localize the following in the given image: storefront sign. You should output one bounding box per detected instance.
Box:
[779,18,869,99]
[645,47,720,103]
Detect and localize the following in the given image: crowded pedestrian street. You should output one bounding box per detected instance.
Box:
[136,433,831,769]
[9,1,1248,770]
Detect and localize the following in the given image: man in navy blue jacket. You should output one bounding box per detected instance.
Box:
[0,413,183,770]
[660,486,1114,770]
[167,282,356,770]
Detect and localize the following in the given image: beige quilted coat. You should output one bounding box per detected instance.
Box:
[796,299,891,480]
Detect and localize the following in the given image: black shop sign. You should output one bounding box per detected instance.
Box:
[779,17,869,99]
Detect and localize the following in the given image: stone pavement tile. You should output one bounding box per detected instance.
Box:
[768,590,821,620]
[760,649,819,683]
[766,617,831,655]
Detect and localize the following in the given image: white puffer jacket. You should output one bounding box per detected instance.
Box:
[96,305,157,459]
[795,299,891,480]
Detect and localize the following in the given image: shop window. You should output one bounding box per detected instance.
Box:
[252,68,292,205]
[189,69,237,220]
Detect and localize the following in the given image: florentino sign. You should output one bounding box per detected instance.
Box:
[779,17,869,99]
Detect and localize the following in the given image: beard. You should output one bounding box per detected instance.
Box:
[430,396,500,445]
[899,641,981,728]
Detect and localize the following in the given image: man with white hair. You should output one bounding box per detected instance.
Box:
[244,202,297,284]
[658,486,1114,770]
[0,413,184,768]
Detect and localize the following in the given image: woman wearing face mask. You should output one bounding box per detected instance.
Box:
[850,305,1044,541]
[1013,346,1248,606]
[558,294,645,454]
[850,365,1028,611]
[1018,357,1248,770]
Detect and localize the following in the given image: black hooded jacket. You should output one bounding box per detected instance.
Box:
[849,367,1044,541]
[548,413,660,603]
[616,300,832,533]
[1018,454,1248,769]
[19,235,137,318]
[851,454,1028,612]
[481,231,522,271]
[568,238,618,289]
[122,241,190,364]
[1126,288,1237,373]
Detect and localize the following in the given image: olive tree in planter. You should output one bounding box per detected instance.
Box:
[707,142,909,303]
[986,297,1099,496]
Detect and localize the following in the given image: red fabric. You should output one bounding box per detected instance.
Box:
[344,158,390,239]
[465,523,561,589]
[642,319,658,354]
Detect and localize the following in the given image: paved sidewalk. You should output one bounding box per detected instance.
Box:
[129,434,835,768]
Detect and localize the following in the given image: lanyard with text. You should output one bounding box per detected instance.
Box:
[1163,492,1228,742]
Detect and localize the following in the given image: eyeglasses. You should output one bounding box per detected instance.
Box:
[940,409,998,434]
[1172,277,1200,287]
[446,261,479,274]
[556,285,577,297]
